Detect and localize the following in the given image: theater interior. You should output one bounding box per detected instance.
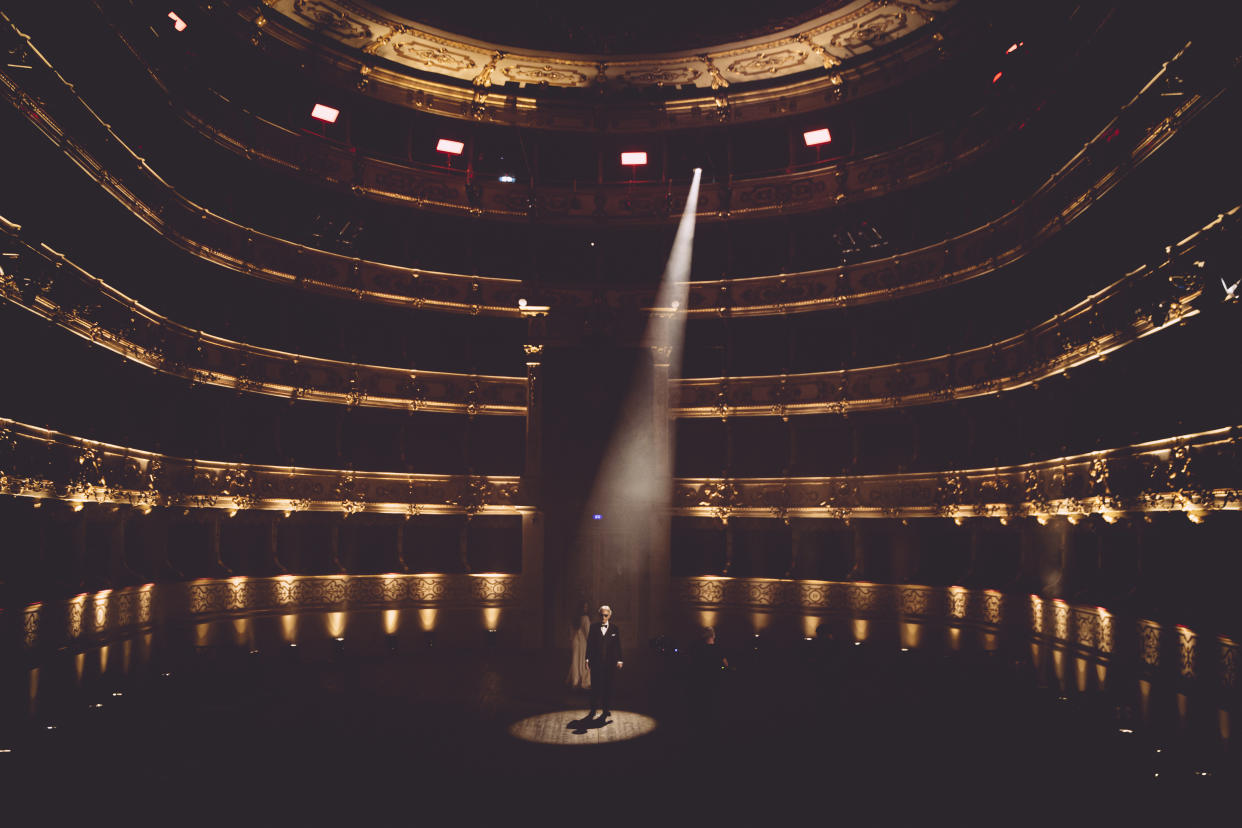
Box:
[0,0,1239,818]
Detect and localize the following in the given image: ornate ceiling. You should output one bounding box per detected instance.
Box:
[370,0,843,54]
[262,0,956,90]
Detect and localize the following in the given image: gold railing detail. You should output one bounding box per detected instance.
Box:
[0,222,528,415]
[2,419,1238,521]
[673,427,1242,521]
[0,26,1220,314]
[673,207,1236,416]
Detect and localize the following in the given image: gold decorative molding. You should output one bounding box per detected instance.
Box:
[0,419,528,515]
[255,0,954,93]
[0,35,1217,315]
[3,420,1238,522]
[0,225,528,415]
[673,206,1236,416]
[246,12,959,132]
[672,426,1242,521]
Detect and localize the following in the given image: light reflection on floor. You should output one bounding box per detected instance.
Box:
[508,710,658,745]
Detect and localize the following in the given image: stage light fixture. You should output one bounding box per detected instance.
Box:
[168,11,188,31]
[437,138,465,155]
[620,151,648,166]
[992,71,1004,84]
[592,514,603,520]
[803,127,832,147]
[498,174,516,183]
[310,103,340,123]
[1006,42,1023,54]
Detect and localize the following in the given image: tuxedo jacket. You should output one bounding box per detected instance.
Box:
[585,622,623,668]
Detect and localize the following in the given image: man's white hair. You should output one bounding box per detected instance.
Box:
[599,605,612,614]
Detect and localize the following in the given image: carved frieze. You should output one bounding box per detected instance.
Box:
[261,0,956,91]
[390,39,477,73]
[670,426,1242,520]
[0,418,526,515]
[290,0,371,41]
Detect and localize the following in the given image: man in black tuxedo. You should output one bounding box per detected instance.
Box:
[585,604,623,720]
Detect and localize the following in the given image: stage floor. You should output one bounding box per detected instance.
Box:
[2,637,1235,821]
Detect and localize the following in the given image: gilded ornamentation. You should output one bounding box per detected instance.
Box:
[1139,620,1161,667]
[472,51,504,87]
[698,479,741,523]
[798,582,829,608]
[1097,613,1114,654]
[947,589,967,619]
[184,574,520,617]
[1052,602,1070,640]
[222,467,258,510]
[335,471,366,515]
[935,473,967,516]
[249,0,960,100]
[452,476,492,516]
[291,0,371,40]
[67,598,85,639]
[727,49,809,77]
[899,586,931,616]
[794,34,842,69]
[982,591,1002,625]
[502,64,587,87]
[23,605,39,649]
[621,66,702,86]
[391,39,476,73]
[714,384,731,421]
[829,12,908,52]
[1087,457,1112,496]
[700,56,729,90]
[1022,468,1049,515]
[764,481,792,524]
[847,584,880,613]
[360,26,392,54]
[1073,608,1095,649]
[1179,626,1197,680]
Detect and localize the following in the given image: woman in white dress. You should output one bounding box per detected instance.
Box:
[565,601,591,690]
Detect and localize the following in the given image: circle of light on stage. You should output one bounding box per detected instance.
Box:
[507,710,658,746]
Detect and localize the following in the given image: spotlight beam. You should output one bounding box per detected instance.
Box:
[583,168,702,527]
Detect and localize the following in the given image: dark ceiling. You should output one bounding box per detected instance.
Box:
[369,0,845,54]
